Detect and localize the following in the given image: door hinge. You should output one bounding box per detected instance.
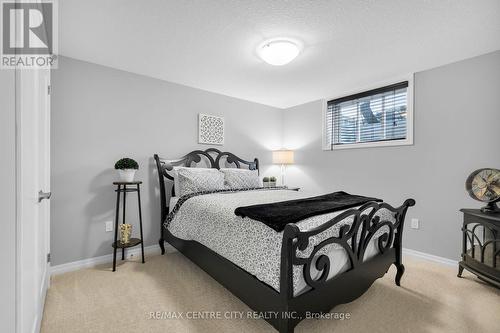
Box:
[47,85,51,95]
[47,253,51,263]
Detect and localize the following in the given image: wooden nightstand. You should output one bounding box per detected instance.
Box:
[112,181,145,271]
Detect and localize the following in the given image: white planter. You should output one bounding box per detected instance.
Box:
[118,169,136,182]
[270,181,276,187]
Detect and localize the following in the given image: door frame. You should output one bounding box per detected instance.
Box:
[15,68,51,333]
[10,1,53,330]
[0,67,17,333]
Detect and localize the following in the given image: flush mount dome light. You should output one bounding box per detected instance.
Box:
[257,39,301,66]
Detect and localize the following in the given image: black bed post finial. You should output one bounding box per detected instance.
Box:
[154,154,166,255]
[394,199,416,286]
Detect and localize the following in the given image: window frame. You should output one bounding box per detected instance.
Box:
[322,75,414,150]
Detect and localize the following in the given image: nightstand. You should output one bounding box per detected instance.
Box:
[112,181,145,271]
[285,187,300,191]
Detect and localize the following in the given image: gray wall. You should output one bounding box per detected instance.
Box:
[282,51,500,260]
[0,71,16,332]
[53,51,500,265]
[51,56,283,265]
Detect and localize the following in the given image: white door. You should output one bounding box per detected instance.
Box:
[16,68,51,333]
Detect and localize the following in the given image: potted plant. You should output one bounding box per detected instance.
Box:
[263,176,270,187]
[114,158,139,182]
[270,176,277,187]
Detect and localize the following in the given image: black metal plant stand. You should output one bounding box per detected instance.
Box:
[112,181,145,272]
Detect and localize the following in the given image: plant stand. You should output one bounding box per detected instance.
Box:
[112,181,145,272]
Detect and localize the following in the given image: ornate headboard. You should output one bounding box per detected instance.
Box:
[154,148,259,222]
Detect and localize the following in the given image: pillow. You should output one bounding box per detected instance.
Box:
[220,168,261,189]
[177,167,225,196]
[170,166,211,195]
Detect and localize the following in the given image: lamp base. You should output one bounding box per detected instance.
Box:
[280,164,286,187]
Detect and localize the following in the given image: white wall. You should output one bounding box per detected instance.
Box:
[0,70,16,332]
[282,51,500,260]
[51,56,283,266]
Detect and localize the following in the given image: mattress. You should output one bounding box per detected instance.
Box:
[167,189,395,296]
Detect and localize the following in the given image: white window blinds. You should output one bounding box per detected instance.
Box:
[325,81,409,149]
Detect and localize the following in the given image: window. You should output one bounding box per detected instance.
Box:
[324,81,412,150]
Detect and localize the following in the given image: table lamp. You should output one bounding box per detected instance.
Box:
[272,150,294,186]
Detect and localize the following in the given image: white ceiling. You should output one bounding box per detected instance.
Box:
[59,0,500,109]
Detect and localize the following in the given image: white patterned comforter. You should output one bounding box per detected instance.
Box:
[167,189,395,295]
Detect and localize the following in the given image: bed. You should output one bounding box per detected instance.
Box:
[154,148,415,333]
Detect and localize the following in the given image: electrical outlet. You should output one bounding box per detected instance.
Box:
[105,221,113,232]
[411,218,419,229]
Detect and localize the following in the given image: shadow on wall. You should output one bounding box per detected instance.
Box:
[284,139,325,192]
[83,161,163,259]
[285,164,322,192]
[84,168,116,257]
[236,130,282,151]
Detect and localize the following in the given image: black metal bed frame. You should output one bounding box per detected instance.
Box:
[154,148,415,333]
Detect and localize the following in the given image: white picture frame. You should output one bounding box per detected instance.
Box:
[198,113,224,145]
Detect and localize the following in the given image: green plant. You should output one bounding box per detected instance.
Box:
[114,158,139,170]
[270,176,277,182]
[263,177,270,182]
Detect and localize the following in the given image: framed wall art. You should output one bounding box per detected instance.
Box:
[198,113,224,145]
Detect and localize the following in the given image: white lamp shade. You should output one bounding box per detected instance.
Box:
[273,150,294,165]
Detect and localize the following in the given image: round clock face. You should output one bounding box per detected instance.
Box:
[466,168,500,203]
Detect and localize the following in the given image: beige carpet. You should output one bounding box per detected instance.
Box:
[41,253,500,333]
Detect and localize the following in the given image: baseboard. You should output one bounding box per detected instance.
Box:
[34,268,50,333]
[51,244,455,276]
[403,247,458,267]
[50,243,175,276]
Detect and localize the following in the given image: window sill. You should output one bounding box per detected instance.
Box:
[324,138,413,151]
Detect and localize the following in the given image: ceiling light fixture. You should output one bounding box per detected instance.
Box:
[257,38,301,66]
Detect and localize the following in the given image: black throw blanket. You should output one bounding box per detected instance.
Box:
[234,191,382,232]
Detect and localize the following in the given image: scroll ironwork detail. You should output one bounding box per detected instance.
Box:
[282,199,415,290]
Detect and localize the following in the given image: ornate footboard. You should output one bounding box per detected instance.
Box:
[277,199,415,333]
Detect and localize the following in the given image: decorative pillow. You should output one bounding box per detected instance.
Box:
[220,168,261,189]
[170,166,211,195]
[177,168,225,197]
